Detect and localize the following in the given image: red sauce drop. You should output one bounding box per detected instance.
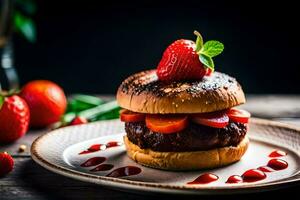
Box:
[106,166,141,178]
[267,159,288,170]
[79,144,105,155]
[257,166,274,172]
[242,169,266,182]
[106,141,120,148]
[269,150,287,158]
[79,141,122,155]
[80,157,106,167]
[226,175,243,184]
[88,144,105,151]
[187,173,219,184]
[90,164,114,172]
[224,154,289,184]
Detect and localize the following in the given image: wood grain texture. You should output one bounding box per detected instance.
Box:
[1,95,300,199]
[0,129,47,156]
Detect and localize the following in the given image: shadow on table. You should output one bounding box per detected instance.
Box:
[14,159,299,200]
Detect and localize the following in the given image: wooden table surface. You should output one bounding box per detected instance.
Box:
[1,95,300,200]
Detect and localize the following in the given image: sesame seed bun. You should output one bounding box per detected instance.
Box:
[117,70,245,114]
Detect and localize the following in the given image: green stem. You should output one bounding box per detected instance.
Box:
[194,30,203,52]
[72,94,104,106]
[78,100,119,119]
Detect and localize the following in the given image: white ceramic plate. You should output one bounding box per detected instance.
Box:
[31,118,300,195]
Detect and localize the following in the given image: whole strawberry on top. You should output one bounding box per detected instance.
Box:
[0,95,30,143]
[157,31,224,81]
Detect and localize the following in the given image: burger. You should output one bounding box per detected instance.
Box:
[116,31,250,170]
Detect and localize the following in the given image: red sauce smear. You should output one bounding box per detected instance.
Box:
[269,150,287,158]
[226,175,243,184]
[89,144,105,151]
[242,169,266,182]
[187,173,219,184]
[80,157,106,167]
[257,166,274,172]
[267,159,288,170]
[79,141,122,155]
[106,141,120,148]
[106,166,141,178]
[224,150,289,184]
[79,150,91,155]
[90,164,114,172]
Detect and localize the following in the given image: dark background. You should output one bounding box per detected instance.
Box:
[14,0,300,94]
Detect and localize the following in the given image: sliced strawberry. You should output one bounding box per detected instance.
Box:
[120,109,145,122]
[227,108,251,123]
[191,111,229,128]
[145,114,188,134]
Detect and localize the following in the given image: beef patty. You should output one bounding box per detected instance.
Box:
[125,121,247,152]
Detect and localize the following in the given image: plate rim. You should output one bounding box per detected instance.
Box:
[30,118,300,194]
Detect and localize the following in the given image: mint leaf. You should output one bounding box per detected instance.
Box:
[199,54,214,70]
[201,40,224,57]
[194,30,203,52]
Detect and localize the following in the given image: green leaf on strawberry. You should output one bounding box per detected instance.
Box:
[199,54,215,70]
[194,30,224,72]
[201,40,224,57]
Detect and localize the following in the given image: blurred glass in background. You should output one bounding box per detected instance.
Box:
[1,0,36,91]
[0,0,19,90]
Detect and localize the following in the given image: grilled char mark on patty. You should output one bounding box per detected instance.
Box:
[125,121,247,152]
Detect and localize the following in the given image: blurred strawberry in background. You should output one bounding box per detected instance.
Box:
[0,152,14,176]
[0,95,30,143]
[69,116,88,125]
[20,80,67,128]
[0,79,120,143]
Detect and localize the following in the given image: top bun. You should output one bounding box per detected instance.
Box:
[117,70,245,114]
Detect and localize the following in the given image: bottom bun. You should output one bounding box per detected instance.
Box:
[124,135,249,171]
